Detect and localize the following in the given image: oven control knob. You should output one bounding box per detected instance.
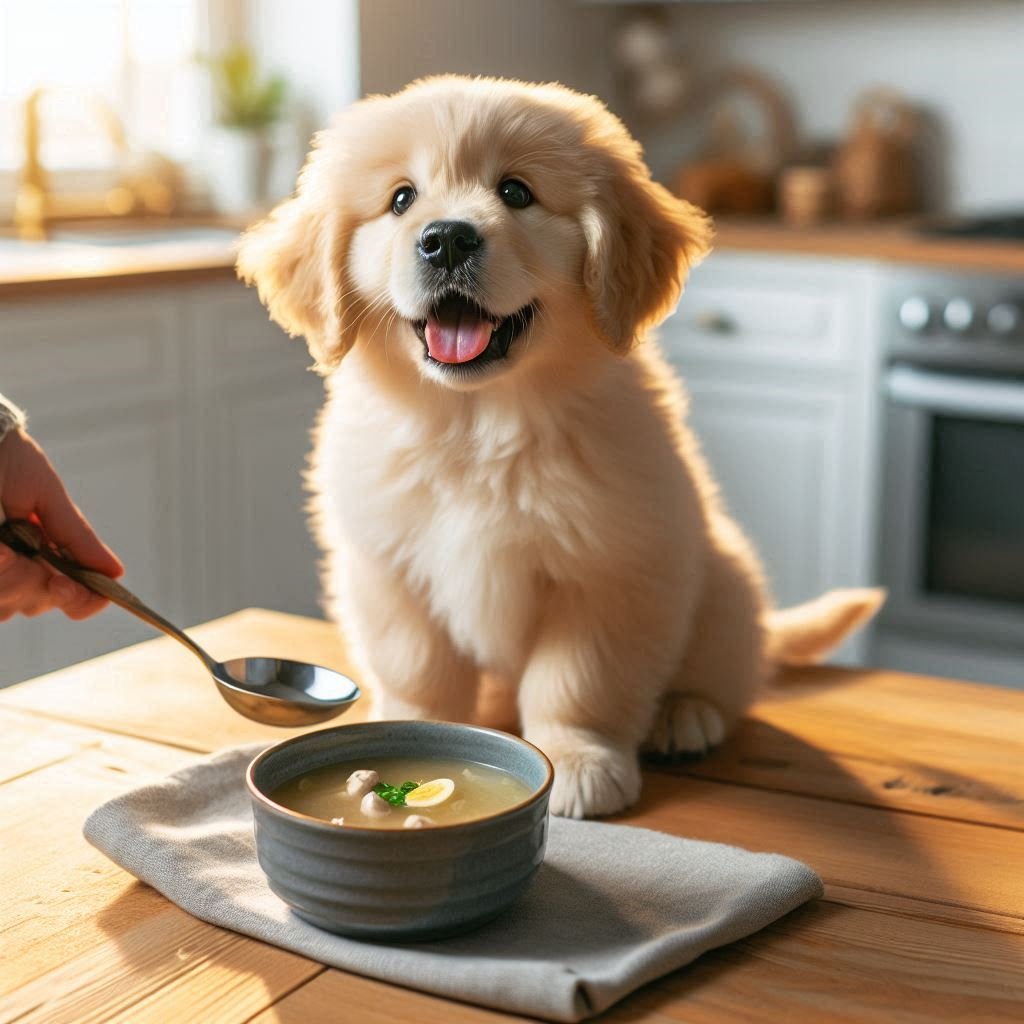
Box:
[898,296,932,332]
[987,302,1022,337]
[943,297,975,333]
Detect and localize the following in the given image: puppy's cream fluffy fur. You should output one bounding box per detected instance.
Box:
[240,76,882,818]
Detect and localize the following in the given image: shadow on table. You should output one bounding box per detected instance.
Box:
[613,716,1024,1020]
[661,716,1024,819]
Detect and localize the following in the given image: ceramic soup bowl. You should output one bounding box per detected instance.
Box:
[247,721,553,941]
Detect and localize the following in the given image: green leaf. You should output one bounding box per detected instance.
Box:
[372,781,409,807]
[196,45,287,128]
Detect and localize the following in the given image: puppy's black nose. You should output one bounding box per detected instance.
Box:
[419,220,483,272]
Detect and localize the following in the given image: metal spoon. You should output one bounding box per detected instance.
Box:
[0,519,360,727]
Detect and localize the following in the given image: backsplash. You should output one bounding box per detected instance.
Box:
[636,0,1024,213]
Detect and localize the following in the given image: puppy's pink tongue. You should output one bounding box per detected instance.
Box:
[425,313,493,363]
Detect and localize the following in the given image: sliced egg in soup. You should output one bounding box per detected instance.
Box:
[404,778,455,808]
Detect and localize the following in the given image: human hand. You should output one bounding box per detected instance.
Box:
[0,428,124,622]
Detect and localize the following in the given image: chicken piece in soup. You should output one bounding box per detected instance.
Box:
[271,757,533,830]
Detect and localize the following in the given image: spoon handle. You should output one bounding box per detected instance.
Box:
[0,519,217,672]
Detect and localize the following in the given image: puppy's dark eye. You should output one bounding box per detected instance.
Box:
[498,179,532,209]
[391,186,416,215]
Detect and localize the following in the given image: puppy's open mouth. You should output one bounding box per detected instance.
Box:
[412,295,536,370]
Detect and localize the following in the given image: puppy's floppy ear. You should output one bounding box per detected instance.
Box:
[582,156,712,352]
[237,137,356,372]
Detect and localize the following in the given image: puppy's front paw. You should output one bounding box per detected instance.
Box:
[539,736,641,819]
[644,694,727,759]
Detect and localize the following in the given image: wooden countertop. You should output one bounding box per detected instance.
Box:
[713,218,1024,275]
[2,607,1021,1022]
[0,221,240,301]
[2,216,1023,303]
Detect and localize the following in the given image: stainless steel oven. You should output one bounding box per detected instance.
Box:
[877,269,1024,683]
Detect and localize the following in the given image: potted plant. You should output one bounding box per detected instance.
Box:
[200,46,287,215]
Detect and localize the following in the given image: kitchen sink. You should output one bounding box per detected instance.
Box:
[0,237,55,251]
[47,225,240,247]
[0,224,239,250]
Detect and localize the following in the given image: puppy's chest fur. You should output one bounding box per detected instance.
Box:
[317,376,613,673]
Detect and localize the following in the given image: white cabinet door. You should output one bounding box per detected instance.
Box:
[684,378,872,664]
[685,380,846,607]
[199,376,324,622]
[2,406,186,685]
[659,253,883,665]
[187,285,324,623]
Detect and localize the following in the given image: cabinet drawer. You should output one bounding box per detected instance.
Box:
[660,254,871,371]
[2,293,181,415]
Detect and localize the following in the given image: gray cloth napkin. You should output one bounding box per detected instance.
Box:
[83,744,822,1022]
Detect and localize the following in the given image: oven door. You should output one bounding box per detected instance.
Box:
[880,365,1024,647]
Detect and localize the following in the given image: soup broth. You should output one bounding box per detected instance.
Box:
[271,757,533,830]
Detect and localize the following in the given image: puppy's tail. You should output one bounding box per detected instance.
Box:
[764,588,886,666]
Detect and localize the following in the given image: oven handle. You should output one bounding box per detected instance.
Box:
[886,365,1024,423]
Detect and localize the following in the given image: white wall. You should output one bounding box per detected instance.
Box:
[250,0,361,194]
[252,0,360,127]
[643,0,1024,212]
[358,0,616,103]
[253,0,618,196]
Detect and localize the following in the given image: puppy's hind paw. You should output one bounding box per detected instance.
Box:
[644,694,727,760]
[544,741,641,819]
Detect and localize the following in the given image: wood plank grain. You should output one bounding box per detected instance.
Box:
[0,906,321,1024]
[678,714,1024,830]
[0,736,196,996]
[247,900,1024,1024]
[630,899,1024,1024]
[668,664,1024,828]
[0,737,324,1023]
[824,885,1024,936]
[0,706,102,784]
[761,666,1024,758]
[621,774,1024,927]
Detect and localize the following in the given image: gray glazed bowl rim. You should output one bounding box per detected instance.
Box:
[246,720,554,835]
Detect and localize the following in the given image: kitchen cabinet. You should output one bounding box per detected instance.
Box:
[659,252,884,662]
[187,287,324,622]
[1,281,323,686]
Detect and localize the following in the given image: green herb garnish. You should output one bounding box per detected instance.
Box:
[372,780,420,807]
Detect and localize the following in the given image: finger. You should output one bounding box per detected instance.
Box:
[0,575,57,618]
[48,575,108,621]
[0,544,53,602]
[31,463,124,578]
[61,594,109,621]
[19,595,58,617]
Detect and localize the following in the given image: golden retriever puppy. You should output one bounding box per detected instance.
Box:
[239,76,882,819]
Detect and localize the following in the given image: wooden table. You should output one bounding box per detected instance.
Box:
[2,609,1022,1022]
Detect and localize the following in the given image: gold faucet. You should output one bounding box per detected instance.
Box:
[14,88,180,240]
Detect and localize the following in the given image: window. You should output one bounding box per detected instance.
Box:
[0,0,205,173]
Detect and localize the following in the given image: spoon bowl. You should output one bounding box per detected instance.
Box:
[0,520,361,728]
[215,657,360,726]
